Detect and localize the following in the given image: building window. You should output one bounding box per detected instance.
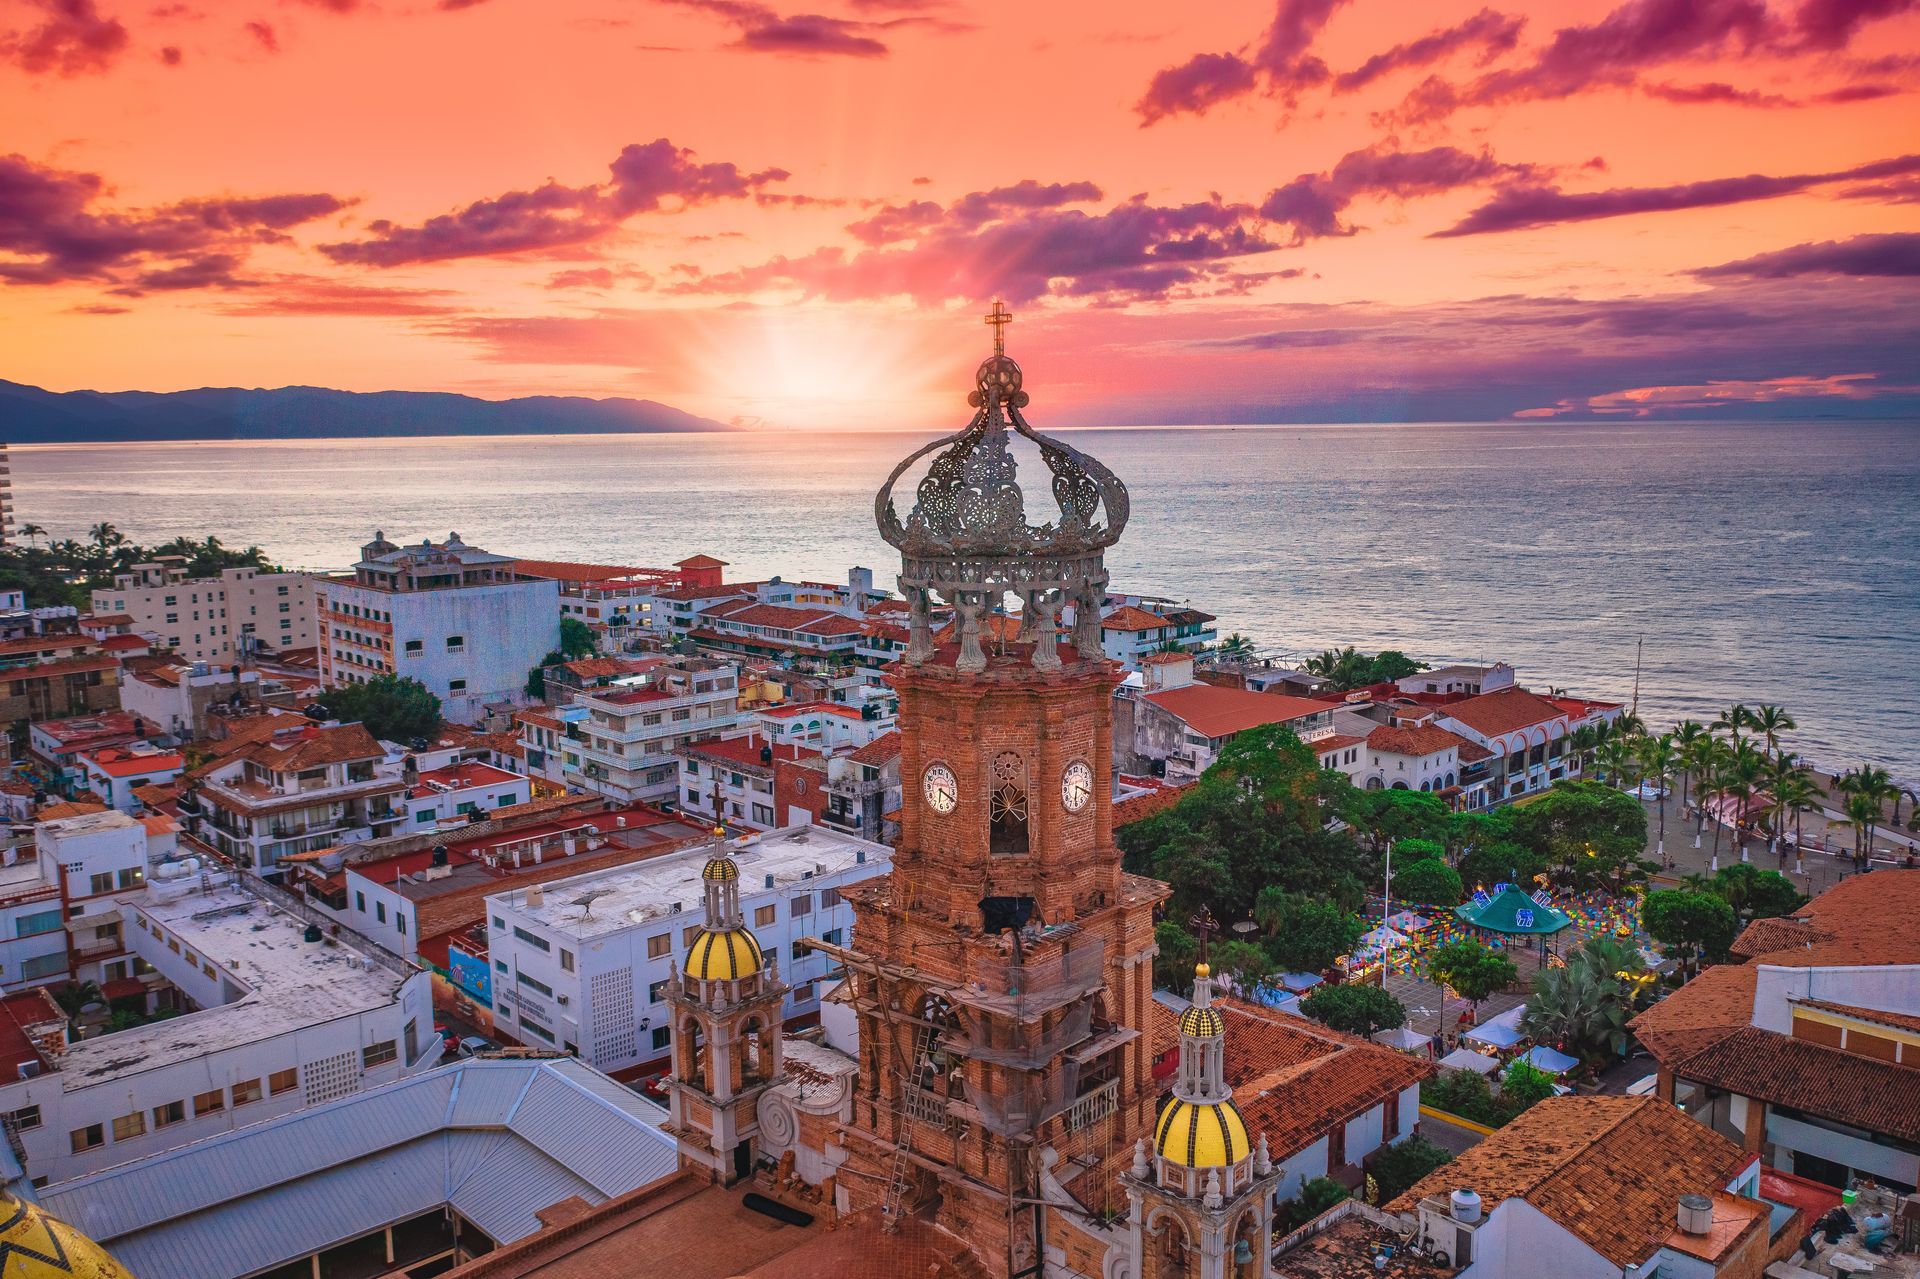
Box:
[560,949,574,972]
[193,1089,224,1117]
[152,1100,185,1129]
[362,1040,398,1069]
[15,909,60,937]
[518,972,552,997]
[232,1078,263,1105]
[648,979,668,1003]
[376,902,386,924]
[512,926,550,952]
[116,867,141,890]
[449,679,467,693]
[70,1124,104,1153]
[355,891,366,912]
[111,1112,146,1142]
[652,1026,672,1051]
[88,872,112,895]
[446,636,465,653]
[681,925,700,946]
[268,1068,299,1096]
[789,893,812,917]
[647,933,671,959]
[822,928,843,947]
[5,1106,40,1132]
[404,640,423,656]
[820,886,842,907]
[518,1016,555,1043]
[751,803,773,826]
[755,905,776,927]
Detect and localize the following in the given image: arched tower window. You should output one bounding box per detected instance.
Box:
[989,752,1029,856]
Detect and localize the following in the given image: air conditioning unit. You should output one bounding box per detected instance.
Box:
[557,994,569,1006]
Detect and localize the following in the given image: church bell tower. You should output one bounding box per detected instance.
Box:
[822,305,1170,1278]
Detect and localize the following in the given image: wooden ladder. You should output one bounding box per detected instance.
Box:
[880,1020,940,1233]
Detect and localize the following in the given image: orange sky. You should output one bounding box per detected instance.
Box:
[2,0,1917,426]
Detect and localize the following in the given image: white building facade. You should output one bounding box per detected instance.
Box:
[484,825,890,1074]
[92,564,319,664]
[316,532,559,725]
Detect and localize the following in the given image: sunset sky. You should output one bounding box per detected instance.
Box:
[3,0,1917,427]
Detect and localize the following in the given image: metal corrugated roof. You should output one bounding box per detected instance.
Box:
[39,1059,677,1279]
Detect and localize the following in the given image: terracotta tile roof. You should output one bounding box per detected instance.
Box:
[1630,962,1755,1063]
[1455,740,1494,763]
[700,601,840,631]
[563,656,659,680]
[681,733,822,770]
[1386,1096,1755,1268]
[1153,998,1432,1162]
[1364,724,1471,757]
[1142,685,1328,739]
[512,558,666,582]
[82,748,185,777]
[256,722,384,771]
[931,613,1024,645]
[674,554,727,569]
[759,700,862,721]
[1730,914,1832,960]
[1775,868,1920,965]
[0,654,119,681]
[37,798,109,819]
[1670,1024,1920,1141]
[138,813,178,836]
[1100,604,1168,632]
[1113,779,1191,827]
[0,634,97,658]
[847,731,900,767]
[1314,733,1367,756]
[1438,687,1575,738]
[1796,999,1920,1035]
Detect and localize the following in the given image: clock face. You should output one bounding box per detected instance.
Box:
[923,762,959,814]
[1062,761,1094,812]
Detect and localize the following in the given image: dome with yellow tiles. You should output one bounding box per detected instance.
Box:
[700,854,739,882]
[684,926,764,981]
[1177,1005,1223,1037]
[0,1188,137,1278]
[1152,1095,1251,1169]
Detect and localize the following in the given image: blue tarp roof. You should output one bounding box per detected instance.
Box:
[1520,1044,1579,1074]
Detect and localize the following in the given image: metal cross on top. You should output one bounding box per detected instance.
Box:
[984,300,1012,354]
[1189,905,1220,965]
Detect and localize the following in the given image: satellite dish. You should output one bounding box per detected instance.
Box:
[569,888,615,918]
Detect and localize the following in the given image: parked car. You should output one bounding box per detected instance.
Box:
[457,1036,496,1058]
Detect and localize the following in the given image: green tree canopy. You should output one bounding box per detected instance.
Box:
[1393,858,1464,907]
[1211,938,1275,991]
[1153,920,1196,995]
[1253,890,1366,974]
[1500,1058,1557,1109]
[1510,780,1652,892]
[1368,1137,1453,1204]
[1457,840,1549,894]
[1426,938,1519,1014]
[1709,864,1805,925]
[1397,837,1445,863]
[1643,888,1737,975]
[1206,723,1325,826]
[558,616,595,659]
[1338,787,1449,852]
[1301,983,1407,1037]
[1521,935,1644,1060]
[323,675,444,743]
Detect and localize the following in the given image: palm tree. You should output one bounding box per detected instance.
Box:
[14,522,45,548]
[1696,775,1727,869]
[1215,633,1255,664]
[1638,733,1676,861]
[1596,736,1639,789]
[1722,744,1767,863]
[1833,792,1883,872]
[1760,756,1806,863]
[1671,720,1709,809]
[1714,703,1756,750]
[1749,704,1795,764]
[1836,766,1897,870]
[1569,724,1601,776]
[87,521,125,558]
[1770,769,1820,872]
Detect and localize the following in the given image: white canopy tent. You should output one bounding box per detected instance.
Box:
[1438,1047,1499,1074]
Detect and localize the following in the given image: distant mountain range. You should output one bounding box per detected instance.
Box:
[0,379,732,442]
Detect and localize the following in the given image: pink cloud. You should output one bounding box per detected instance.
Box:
[2,0,130,76]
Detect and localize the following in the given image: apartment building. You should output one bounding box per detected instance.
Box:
[1113,652,1334,781]
[0,646,119,728]
[482,824,890,1074]
[538,657,749,804]
[0,869,438,1187]
[91,562,318,663]
[179,721,408,871]
[316,531,559,725]
[1434,687,1622,803]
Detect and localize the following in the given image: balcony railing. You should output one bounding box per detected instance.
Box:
[900,1082,955,1128]
[1062,1079,1120,1133]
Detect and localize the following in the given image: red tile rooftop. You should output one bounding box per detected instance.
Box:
[681,733,823,769]
[1438,686,1582,737]
[82,747,185,777]
[411,760,520,797]
[31,711,138,748]
[1365,723,1474,757]
[847,730,901,766]
[1142,683,1328,738]
[1099,604,1169,632]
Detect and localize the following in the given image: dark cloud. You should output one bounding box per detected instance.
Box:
[1435,152,1920,236]
[1695,232,1920,279]
[672,194,1277,303]
[1332,8,1524,92]
[158,43,180,64]
[1382,0,1913,124]
[1840,173,1920,202]
[2,0,130,76]
[213,275,463,317]
[1259,144,1536,243]
[1136,0,1348,123]
[117,252,248,293]
[1643,78,1904,105]
[0,153,352,289]
[849,180,1103,245]
[663,0,902,57]
[544,265,656,291]
[243,20,276,51]
[320,139,787,268]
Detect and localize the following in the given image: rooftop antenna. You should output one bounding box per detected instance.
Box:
[569,888,614,918]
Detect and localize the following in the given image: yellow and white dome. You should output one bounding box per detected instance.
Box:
[0,1188,137,1278]
[700,855,739,882]
[1178,1005,1224,1037]
[1153,1096,1251,1169]
[684,926,764,981]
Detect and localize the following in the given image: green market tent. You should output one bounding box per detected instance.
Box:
[1453,885,1572,936]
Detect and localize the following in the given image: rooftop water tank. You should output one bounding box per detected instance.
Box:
[1449,1189,1482,1224]
[1676,1194,1713,1235]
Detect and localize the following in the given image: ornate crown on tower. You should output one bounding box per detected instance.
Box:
[875,302,1129,563]
[874,303,1131,673]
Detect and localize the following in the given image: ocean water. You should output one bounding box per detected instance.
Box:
[13,420,1918,781]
